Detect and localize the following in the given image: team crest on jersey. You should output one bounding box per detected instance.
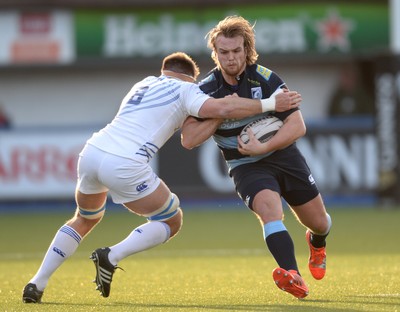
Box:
[256,65,272,81]
[251,87,262,99]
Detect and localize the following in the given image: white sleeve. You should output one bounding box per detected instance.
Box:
[181,83,211,117]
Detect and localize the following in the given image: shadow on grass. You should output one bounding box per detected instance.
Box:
[40,301,359,311]
[344,294,400,310]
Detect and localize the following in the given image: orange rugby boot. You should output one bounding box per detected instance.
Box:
[306,230,326,280]
[272,268,309,299]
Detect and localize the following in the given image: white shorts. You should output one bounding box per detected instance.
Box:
[77,144,160,204]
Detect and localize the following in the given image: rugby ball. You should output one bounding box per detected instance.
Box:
[240,116,283,144]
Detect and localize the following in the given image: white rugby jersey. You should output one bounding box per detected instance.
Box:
[87,75,210,162]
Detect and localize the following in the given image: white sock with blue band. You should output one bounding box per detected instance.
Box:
[30,225,82,291]
[108,221,171,265]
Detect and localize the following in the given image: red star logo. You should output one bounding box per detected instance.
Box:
[315,9,354,52]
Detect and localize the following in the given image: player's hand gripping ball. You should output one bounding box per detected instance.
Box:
[239,116,283,144]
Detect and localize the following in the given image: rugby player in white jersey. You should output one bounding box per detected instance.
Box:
[22,52,301,303]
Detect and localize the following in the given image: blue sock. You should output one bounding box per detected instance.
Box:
[264,221,300,274]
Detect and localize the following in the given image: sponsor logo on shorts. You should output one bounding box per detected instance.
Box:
[308,174,316,185]
[53,247,66,258]
[136,182,148,192]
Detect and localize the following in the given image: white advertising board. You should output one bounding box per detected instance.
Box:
[0,10,74,64]
[0,130,91,199]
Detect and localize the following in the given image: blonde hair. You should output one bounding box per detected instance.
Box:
[206,16,259,67]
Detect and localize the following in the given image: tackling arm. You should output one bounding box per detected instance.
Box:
[198,90,301,119]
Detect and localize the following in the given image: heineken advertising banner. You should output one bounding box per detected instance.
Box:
[374,55,400,205]
[75,3,388,59]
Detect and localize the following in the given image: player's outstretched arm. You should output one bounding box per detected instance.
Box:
[198,90,301,119]
[181,116,222,150]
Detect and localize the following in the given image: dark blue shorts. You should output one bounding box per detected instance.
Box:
[230,144,319,209]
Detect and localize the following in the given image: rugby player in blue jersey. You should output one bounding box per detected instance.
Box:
[181,16,332,299]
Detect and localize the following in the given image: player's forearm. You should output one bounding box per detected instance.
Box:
[199,97,262,119]
[222,97,263,117]
[262,111,306,153]
[237,111,305,156]
[181,117,221,150]
[220,88,300,117]
[199,91,300,119]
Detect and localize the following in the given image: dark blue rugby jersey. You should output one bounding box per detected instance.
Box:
[198,64,298,171]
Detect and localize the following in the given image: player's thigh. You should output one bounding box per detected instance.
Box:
[231,162,281,210]
[95,151,164,207]
[290,194,328,232]
[76,145,109,209]
[75,190,108,210]
[123,180,172,216]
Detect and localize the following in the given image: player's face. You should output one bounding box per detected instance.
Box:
[214,35,247,79]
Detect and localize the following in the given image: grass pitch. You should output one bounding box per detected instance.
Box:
[0,205,399,311]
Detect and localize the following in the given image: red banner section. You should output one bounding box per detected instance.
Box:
[0,131,90,199]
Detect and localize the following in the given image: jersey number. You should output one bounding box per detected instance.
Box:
[127,86,149,105]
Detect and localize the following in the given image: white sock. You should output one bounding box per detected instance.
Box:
[30,225,81,291]
[108,221,170,265]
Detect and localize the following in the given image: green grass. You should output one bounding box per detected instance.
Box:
[1,206,400,311]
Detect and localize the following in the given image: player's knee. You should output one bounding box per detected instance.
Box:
[77,202,106,221]
[143,193,183,238]
[144,193,180,222]
[312,213,332,235]
[324,213,332,233]
[165,208,183,238]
